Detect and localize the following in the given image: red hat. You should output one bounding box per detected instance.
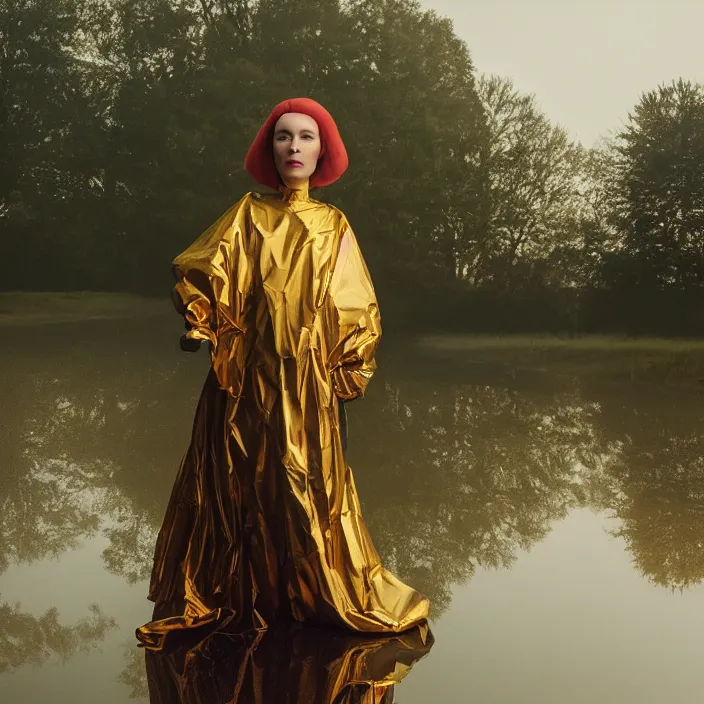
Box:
[244,97,348,189]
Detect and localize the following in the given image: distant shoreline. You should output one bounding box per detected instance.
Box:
[4,292,704,385]
[417,333,704,352]
[415,334,704,386]
[4,291,704,348]
[0,291,169,326]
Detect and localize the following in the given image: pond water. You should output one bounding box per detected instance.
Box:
[1,318,704,703]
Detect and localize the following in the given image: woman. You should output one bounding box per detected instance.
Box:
[136,98,429,651]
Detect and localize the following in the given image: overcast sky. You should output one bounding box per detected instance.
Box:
[418,0,704,147]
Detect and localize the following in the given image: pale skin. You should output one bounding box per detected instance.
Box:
[272,112,322,188]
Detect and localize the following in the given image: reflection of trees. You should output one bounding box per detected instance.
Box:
[614,440,704,590]
[0,601,116,674]
[119,646,149,702]
[6,321,704,634]
[0,321,202,582]
[4,323,613,615]
[0,322,187,678]
[1,350,96,571]
[582,385,704,590]
[348,374,611,615]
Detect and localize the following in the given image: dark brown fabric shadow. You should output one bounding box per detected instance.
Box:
[145,622,434,704]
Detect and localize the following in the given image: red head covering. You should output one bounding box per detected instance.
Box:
[244,97,349,189]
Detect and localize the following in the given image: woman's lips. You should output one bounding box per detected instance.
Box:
[286,160,303,167]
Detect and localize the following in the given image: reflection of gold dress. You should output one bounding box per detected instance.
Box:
[136,183,429,650]
[145,623,434,704]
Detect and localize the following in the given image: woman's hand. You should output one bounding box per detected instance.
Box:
[180,334,202,352]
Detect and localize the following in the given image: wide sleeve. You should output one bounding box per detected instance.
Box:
[171,193,254,398]
[327,222,382,401]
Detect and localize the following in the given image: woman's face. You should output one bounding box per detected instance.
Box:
[273,112,322,187]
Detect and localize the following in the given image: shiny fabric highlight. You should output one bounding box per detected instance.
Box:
[136,182,429,650]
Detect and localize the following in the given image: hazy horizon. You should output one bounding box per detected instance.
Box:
[420,0,704,147]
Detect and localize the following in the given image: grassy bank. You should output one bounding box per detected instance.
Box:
[415,334,704,385]
[5,292,704,386]
[0,291,169,326]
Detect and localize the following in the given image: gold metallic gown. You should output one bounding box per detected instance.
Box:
[136,182,429,650]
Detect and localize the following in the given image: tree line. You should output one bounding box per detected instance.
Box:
[3,0,704,335]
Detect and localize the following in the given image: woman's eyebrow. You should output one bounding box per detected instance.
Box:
[275,128,318,136]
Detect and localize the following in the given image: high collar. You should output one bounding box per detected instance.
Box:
[278,181,310,203]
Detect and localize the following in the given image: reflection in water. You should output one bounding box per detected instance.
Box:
[0,327,193,583]
[119,647,150,702]
[3,322,704,690]
[0,601,116,674]
[581,385,704,589]
[1,369,102,573]
[144,624,433,704]
[349,381,612,614]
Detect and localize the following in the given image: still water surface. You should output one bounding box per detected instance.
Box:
[1,318,704,703]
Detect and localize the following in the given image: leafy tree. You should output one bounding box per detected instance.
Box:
[0,0,96,283]
[569,142,624,289]
[611,79,704,290]
[471,74,584,289]
[1,0,490,301]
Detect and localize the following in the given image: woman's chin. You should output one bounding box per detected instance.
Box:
[281,167,310,181]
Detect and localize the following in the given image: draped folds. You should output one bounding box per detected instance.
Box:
[137,183,429,652]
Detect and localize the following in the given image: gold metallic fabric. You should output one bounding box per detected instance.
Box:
[136,183,429,650]
[145,623,433,704]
